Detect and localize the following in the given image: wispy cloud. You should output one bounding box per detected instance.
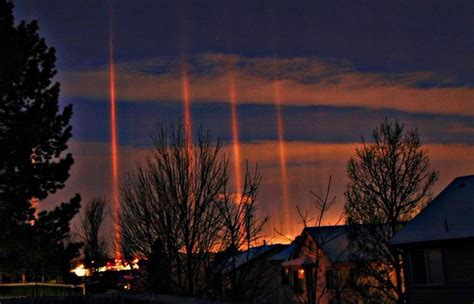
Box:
[60,53,473,116]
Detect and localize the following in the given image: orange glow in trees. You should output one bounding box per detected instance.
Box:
[108,16,121,259]
[274,79,291,236]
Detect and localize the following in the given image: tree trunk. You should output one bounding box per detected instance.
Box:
[394,252,405,304]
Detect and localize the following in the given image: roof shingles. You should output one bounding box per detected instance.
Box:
[391,175,474,245]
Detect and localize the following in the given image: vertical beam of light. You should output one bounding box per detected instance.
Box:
[182,62,192,147]
[108,12,121,260]
[274,78,291,237]
[229,72,242,195]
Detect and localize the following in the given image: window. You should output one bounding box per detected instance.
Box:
[281,268,289,285]
[347,268,356,288]
[292,270,304,294]
[326,269,336,289]
[411,248,444,286]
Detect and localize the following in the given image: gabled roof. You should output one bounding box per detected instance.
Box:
[284,225,351,264]
[270,243,296,262]
[303,225,351,263]
[213,244,286,274]
[281,256,314,267]
[391,175,474,246]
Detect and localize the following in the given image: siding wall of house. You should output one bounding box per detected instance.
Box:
[286,232,360,304]
[298,233,333,304]
[405,240,474,304]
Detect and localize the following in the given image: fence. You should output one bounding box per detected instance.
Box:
[0,283,84,299]
[0,294,239,304]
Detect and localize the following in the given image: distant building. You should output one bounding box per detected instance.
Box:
[391,175,474,304]
[281,226,362,304]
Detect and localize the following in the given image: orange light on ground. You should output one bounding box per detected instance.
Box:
[229,72,242,195]
[181,61,192,147]
[274,79,292,237]
[108,12,121,260]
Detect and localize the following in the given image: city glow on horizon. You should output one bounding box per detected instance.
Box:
[71,259,140,277]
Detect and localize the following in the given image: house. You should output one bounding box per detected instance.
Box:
[211,243,288,302]
[281,226,362,304]
[270,242,297,304]
[391,175,474,304]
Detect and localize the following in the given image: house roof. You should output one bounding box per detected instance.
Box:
[213,244,286,274]
[300,225,351,263]
[391,175,474,246]
[281,256,314,267]
[270,243,295,262]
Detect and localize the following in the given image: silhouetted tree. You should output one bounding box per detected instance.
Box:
[293,176,355,304]
[147,239,172,293]
[120,122,266,296]
[0,0,77,280]
[27,194,82,282]
[81,197,108,270]
[212,163,268,301]
[344,119,438,303]
[120,123,226,295]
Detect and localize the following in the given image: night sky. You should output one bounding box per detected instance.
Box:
[14,0,474,239]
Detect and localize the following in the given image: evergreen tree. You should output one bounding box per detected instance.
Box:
[0,0,79,280]
[27,195,82,282]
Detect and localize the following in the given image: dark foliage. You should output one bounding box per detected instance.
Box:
[28,195,82,282]
[0,0,79,281]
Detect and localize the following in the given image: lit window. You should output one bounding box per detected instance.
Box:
[411,248,444,286]
[292,270,304,294]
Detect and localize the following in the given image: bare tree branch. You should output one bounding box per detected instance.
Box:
[80,197,108,270]
[119,121,267,297]
[345,119,438,304]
